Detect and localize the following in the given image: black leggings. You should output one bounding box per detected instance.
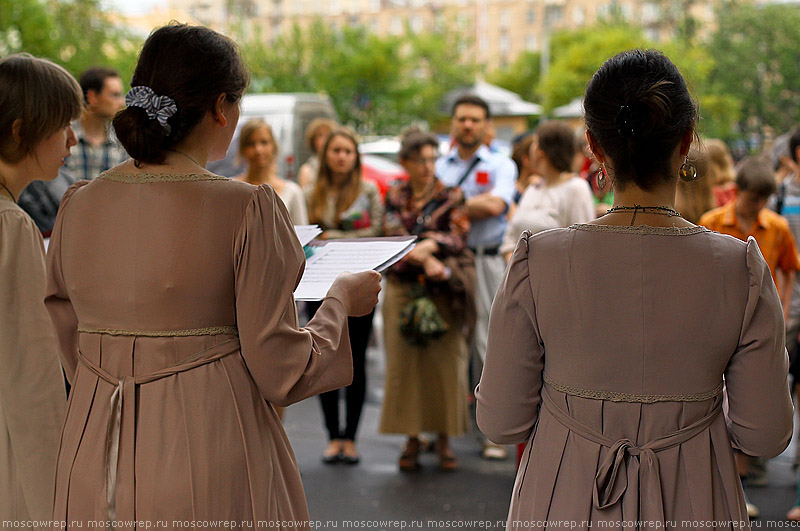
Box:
[307,302,373,442]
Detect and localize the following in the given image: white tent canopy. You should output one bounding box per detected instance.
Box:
[552,97,584,119]
[442,80,543,117]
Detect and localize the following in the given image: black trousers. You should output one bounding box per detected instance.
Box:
[306,302,374,441]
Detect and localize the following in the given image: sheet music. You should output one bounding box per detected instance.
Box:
[293,225,323,247]
[294,237,416,301]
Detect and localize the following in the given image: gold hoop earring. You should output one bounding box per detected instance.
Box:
[679,156,698,181]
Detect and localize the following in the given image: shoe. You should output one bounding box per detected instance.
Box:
[340,440,360,465]
[482,442,508,460]
[747,503,759,519]
[786,506,800,521]
[321,440,341,465]
[438,446,458,472]
[399,438,421,472]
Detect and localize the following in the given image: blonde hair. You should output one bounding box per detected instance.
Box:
[705,139,735,185]
[0,53,83,163]
[308,127,362,225]
[305,117,337,153]
[238,119,277,161]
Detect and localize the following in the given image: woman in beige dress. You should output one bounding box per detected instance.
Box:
[0,53,81,522]
[44,24,380,527]
[476,49,793,530]
[234,119,308,225]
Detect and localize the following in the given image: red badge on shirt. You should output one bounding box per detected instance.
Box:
[476,170,489,185]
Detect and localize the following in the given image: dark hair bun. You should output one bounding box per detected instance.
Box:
[584,49,697,191]
[112,24,249,166]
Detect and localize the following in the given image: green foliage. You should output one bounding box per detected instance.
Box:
[0,0,140,86]
[708,1,800,136]
[539,25,650,111]
[239,19,474,135]
[488,50,541,104]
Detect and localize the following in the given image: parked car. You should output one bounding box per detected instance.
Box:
[361,154,407,198]
[208,93,337,180]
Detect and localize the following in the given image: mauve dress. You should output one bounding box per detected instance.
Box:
[476,224,793,531]
[45,172,352,527]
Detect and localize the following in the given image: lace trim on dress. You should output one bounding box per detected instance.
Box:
[78,325,238,337]
[569,223,709,236]
[98,171,227,183]
[544,374,723,403]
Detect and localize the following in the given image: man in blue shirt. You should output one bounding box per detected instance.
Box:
[435,94,517,460]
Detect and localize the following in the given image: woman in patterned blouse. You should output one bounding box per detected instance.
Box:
[378,129,473,472]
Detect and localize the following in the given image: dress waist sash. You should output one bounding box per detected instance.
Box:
[77,336,241,524]
[541,383,723,525]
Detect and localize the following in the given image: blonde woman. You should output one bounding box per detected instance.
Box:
[235,119,308,224]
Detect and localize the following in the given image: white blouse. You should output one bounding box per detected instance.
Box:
[500,175,595,254]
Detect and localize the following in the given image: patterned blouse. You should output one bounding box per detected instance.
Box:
[383,179,470,279]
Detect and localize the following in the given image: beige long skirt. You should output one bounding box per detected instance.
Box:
[379,278,469,436]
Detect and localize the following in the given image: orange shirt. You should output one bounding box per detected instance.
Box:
[699,202,800,285]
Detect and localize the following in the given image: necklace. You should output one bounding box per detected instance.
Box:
[0,179,16,203]
[169,149,203,168]
[606,204,681,226]
[411,180,435,201]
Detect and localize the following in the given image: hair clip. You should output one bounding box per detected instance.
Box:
[125,86,178,135]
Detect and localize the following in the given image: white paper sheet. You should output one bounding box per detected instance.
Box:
[294,237,416,301]
[293,225,323,247]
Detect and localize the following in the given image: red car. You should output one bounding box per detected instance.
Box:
[360,154,407,198]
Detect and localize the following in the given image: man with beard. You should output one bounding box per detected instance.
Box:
[19,66,127,235]
[435,94,517,460]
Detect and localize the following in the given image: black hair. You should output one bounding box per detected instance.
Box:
[789,127,800,164]
[79,66,120,102]
[112,23,249,165]
[451,94,491,119]
[584,49,697,191]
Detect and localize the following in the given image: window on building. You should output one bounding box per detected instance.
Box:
[526,8,535,24]
[391,16,403,35]
[500,9,510,28]
[330,0,342,15]
[499,34,510,54]
[526,34,537,50]
[545,5,564,25]
[411,15,424,32]
[573,6,585,25]
[370,0,381,12]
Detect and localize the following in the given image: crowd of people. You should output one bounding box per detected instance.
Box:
[1,20,799,531]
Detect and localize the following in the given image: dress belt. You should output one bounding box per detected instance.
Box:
[77,337,241,525]
[541,383,723,524]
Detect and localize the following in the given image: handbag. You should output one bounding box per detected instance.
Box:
[399,276,449,346]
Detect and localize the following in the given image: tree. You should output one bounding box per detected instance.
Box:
[708,1,800,138]
[1,0,140,84]
[488,50,541,105]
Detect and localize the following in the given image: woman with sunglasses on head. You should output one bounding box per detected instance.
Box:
[477,49,792,529]
[0,53,82,522]
[44,24,380,526]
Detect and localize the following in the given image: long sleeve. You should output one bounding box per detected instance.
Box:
[0,206,66,520]
[476,231,544,444]
[234,184,352,407]
[44,181,90,383]
[724,237,793,457]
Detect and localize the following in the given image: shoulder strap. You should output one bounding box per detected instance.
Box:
[455,156,482,188]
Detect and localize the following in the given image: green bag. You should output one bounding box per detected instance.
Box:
[399,284,449,346]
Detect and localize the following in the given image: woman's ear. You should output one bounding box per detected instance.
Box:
[679,128,694,158]
[586,130,605,165]
[11,119,23,145]
[212,93,228,128]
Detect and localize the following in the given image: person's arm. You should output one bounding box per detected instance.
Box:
[298,163,314,190]
[45,180,92,382]
[476,233,543,444]
[724,238,793,457]
[3,209,66,520]
[465,193,507,221]
[777,268,795,321]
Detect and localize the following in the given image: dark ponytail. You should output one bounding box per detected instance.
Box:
[584,49,697,191]
[113,23,249,165]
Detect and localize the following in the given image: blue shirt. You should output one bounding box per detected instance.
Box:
[435,145,517,248]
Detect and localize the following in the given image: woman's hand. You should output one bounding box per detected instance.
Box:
[405,238,439,265]
[327,270,382,316]
[423,256,449,282]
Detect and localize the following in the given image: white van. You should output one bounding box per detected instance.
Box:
[208,93,337,180]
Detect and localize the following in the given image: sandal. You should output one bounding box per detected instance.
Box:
[399,438,421,471]
[321,439,341,465]
[438,445,458,472]
[786,506,800,521]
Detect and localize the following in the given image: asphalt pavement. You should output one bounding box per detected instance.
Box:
[281,322,800,530]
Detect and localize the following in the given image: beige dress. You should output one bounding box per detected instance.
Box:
[0,196,66,521]
[476,224,793,531]
[44,172,353,527]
